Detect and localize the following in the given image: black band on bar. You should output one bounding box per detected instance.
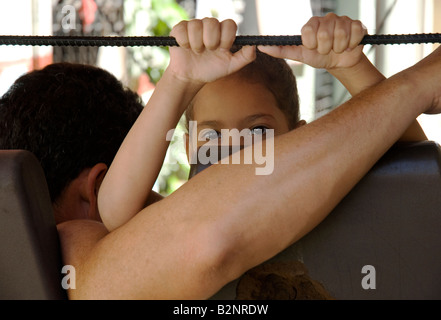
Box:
[0,33,441,47]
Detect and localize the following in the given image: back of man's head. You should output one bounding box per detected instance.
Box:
[0,63,143,203]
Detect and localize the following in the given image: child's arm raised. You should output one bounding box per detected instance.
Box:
[259,13,427,140]
[98,18,256,231]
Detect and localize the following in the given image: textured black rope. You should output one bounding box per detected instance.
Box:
[1,33,441,47]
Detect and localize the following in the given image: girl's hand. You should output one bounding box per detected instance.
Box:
[258,13,367,71]
[167,18,256,85]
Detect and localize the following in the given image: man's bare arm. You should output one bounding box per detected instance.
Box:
[59,46,441,299]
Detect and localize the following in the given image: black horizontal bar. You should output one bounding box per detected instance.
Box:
[0,33,440,47]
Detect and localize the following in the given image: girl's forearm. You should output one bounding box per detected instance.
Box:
[98,70,203,231]
[328,54,385,96]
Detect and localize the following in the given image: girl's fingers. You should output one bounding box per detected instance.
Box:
[301,13,366,54]
[230,45,256,73]
[173,16,366,55]
[173,18,237,53]
[257,45,302,62]
[333,16,351,53]
[316,14,335,55]
[187,19,204,53]
[170,20,190,49]
[219,19,238,50]
[301,16,319,50]
[349,20,368,49]
[202,18,221,50]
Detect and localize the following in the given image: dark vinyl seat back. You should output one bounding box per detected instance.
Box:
[209,141,441,299]
[0,150,67,299]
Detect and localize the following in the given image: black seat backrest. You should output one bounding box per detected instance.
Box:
[208,141,441,299]
[0,150,67,299]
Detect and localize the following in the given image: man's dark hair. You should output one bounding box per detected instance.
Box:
[0,63,143,203]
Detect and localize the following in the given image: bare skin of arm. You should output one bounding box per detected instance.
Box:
[58,42,441,299]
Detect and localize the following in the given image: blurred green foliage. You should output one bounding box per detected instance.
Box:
[124,0,190,196]
[124,0,189,84]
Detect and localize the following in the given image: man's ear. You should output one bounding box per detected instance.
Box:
[81,163,108,221]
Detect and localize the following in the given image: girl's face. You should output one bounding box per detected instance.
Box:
[189,74,292,149]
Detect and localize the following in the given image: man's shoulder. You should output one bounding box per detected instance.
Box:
[57,219,109,264]
[57,219,108,239]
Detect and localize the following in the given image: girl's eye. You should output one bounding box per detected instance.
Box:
[250,126,269,135]
[200,129,221,140]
